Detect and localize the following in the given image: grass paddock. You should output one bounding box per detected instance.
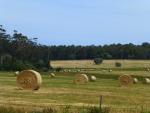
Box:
[0,60,150,113]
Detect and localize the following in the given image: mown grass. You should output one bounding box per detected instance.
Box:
[0,72,150,111]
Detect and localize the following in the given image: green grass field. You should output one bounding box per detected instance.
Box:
[0,60,150,113]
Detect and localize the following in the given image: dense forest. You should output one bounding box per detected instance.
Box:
[0,25,150,71]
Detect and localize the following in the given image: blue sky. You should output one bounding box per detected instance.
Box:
[0,0,150,45]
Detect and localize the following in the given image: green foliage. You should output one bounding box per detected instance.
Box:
[11,60,35,71]
[115,62,122,67]
[1,25,150,71]
[35,60,45,68]
[11,60,26,71]
[55,67,63,72]
[94,58,103,65]
[0,54,12,70]
[0,64,2,70]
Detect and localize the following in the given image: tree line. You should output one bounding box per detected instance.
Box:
[0,25,150,71]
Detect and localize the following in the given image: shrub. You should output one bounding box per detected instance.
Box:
[94,58,103,65]
[11,60,26,71]
[0,64,2,70]
[12,60,35,71]
[115,62,122,67]
[35,59,45,69]
[55,67,63,72]
[24,61,35,69]
[0,54,12,70]
[34,60,50,72]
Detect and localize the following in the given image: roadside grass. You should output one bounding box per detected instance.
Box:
[0,105,149,113]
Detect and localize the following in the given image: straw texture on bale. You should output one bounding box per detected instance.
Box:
[119,75,133,86]
[144,78,150,84]
[17,70,42,90]
[133,78,138,84]
[74,74,89,84]
[89,75,97,82]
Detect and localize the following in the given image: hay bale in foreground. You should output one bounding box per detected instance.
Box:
[144,78,150,84]
[133,78,138,84]
[74,74,89,84]
[119,74,133,86]
[89,75,97,82]
[17,70,42,90]
[14,71,19,76]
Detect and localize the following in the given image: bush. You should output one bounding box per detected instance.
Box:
[35,60,45,69]
[0,54,12,70]
[12,60,35,71]
[94,58,103,65]
[115,62,122,67]
[0,64,2,70]
[55,67,63,72]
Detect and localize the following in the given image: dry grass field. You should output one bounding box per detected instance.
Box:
[51,60,150,68]
[0,60,150,113]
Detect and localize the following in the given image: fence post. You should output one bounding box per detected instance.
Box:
[99,95,103,110]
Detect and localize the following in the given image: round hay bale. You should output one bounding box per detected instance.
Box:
[17,70,42,90]
[77,69,81,72]
[102,70,107,72]
[89,75,97,82]
[14,71,19,76]
[119,75,133,86]
[108,69,112,72]
[74,74,89,84]
[133,78,138,84]
[64,70,67,72]
[146,68,150,71]
[49,73,55,78]
[68,70,71,72]
[144,78,150,84]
